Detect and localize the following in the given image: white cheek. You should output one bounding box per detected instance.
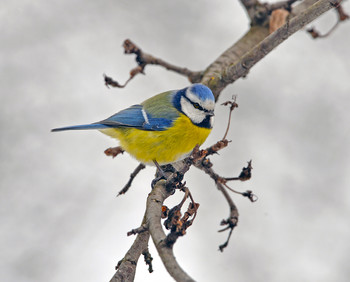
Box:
[180,97,206,124]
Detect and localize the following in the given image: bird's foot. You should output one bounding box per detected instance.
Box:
[151,161,176,189]
[151,175,167,189]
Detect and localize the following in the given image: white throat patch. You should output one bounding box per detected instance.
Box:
[180,96,206,124]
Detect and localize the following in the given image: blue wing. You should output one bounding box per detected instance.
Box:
[52,104,174,132]
[100,105,173,130]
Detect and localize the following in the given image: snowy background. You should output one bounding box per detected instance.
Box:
[1,1,350,281]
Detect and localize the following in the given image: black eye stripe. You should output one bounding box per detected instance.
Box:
[183,95,208,112]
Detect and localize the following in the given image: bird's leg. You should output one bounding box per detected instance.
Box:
[151,160,166,189]
[153,160,167,179]
[151,161,175,188]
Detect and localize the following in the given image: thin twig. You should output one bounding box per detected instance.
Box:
[178,186,190,208]
[105,39,203,88]
[104,73,134,89]
[223,183,258,202]
[186,190,198,221]
[192,159,239,250]
[306,2,348,38]
[117,163,146,197]
[127,224,148,236]
[221,96,239,140]
[307,21,340,38]
[335,3,349,21]
[225,160,253,182]
[203,139,230,157]
[216,182,239,252]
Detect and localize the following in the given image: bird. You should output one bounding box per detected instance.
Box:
[52,83,215,171]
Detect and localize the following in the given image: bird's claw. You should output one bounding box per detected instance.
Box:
[151,175,167,189]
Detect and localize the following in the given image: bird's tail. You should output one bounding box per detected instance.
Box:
[51,123,110,132]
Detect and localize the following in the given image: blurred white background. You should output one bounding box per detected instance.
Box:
[1,1,350,281]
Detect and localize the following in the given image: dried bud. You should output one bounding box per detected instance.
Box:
[123,39,139,54]
[269,9,290,33]
[161,205,169,219]
[307,27,320,39]
[336,5,349,22]
[104,146,124,158]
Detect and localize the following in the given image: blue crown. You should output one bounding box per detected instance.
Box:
[189,84,215,101]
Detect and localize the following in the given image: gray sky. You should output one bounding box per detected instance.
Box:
[1,1,350,281]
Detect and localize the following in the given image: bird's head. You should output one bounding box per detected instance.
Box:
[173,84,215,129]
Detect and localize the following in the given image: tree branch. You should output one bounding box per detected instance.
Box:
[216,182,239,252]
[202,0,342,99]
[104,39,203,88]
[146,180,195,282]
[110,215,150,282]
[117,163,146,197]
[201,25,270,99]
[307,2,349,38]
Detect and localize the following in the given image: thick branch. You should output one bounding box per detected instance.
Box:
[110,216,150,282]
[202,0,340,99]
[201,25,270,99]
[292,0,318,15]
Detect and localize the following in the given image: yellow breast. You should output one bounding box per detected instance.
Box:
[100,114,211,165]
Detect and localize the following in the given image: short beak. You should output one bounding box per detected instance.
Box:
[207,111,215,117]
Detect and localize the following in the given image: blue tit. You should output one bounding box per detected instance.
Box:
[52,83,215,167]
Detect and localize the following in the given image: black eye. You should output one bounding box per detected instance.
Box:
[193,103,200,109]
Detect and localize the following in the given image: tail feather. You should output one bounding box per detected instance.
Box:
[51,123,110,132]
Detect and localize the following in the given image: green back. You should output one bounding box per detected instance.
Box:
[141,90,180,119]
